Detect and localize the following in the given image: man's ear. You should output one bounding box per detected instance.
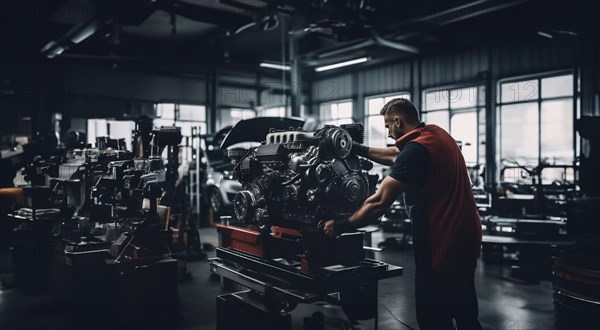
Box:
[394,116,402,128]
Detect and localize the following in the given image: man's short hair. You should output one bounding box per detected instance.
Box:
[380,98,420,123]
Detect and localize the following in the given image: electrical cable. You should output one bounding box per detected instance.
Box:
[382,303,416,330]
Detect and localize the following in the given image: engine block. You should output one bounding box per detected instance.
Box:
[228,124,377,232]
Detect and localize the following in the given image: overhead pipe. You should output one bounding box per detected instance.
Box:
[371,31,419,54]
[307,0,529,60]
[40,0,157,59]
[40,15,101,58]
[315,32,419,60]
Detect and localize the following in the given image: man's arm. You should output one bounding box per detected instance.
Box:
[352,142,398,166]
[323,176,406,237]
[367,146,400,166]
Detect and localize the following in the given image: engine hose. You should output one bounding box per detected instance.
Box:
[232,147,257,172]
[282,173,301,186]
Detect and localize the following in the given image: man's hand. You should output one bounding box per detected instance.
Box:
[323,219,336,237]
[322,218,352,237]
[322,176,407,238]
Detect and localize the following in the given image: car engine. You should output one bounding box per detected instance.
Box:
[228,124,378,232]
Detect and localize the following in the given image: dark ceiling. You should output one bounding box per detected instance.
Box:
[1,0,598,77]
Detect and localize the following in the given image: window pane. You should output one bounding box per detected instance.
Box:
[179,105,206,121]
[365,94,409,146]
[541,99,573,164]
[338,102,352,118]
[154,118,175,129]
[87,119,107,146]
[424,90,448,111]
[450,87,477,109]
[258,107,285,117]
[320,101,352,124]
[319,104,331,121]
[157,103,175,119]
[423,110,449,131]
[542,75,573,98]
[451,112,477,164]
[541,167,575,184]
[500,80,538,103]
[366,115,386,147]
[219,108,255,130]
[478,107,486,165]
[323,118,353,126]
[175,121,193,137]
[107,120,135,151]
[500,103,539,163]
[367,98,384,115]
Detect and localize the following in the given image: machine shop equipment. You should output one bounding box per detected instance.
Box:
[210,123,402,329]
[61,127,182,304]
[4,123,183,304]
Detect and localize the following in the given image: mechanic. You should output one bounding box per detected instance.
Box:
[323,98,483,330]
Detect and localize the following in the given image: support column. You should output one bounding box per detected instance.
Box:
[289,33,302,117]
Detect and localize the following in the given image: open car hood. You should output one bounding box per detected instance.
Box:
[220,117,305,149]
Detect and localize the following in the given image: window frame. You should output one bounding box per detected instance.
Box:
[318,99,354,126]
[421,85,485,164]
[256,106,287,118]
[155,102,208,164]
[364,91,412,147]
[496,70,576,166]
[86,118,136,151]
[218,107,256,130]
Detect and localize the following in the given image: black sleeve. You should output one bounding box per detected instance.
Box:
[388,142,430,188]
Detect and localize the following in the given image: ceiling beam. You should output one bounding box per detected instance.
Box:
[153,0,254,29]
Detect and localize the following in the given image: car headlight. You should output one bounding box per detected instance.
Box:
[495,226,514,233]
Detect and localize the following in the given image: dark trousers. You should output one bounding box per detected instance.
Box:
[414,261,483,330]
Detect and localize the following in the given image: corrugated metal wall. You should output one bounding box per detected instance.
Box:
[360,63,412,96]
[217,85,257,108]
[311,74,354,103]
[421,48,488,89]
[308,38,578,106]
[492,38,578,80]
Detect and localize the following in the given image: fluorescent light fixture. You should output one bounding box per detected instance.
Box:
[537,31,553,39]
[40,41,66,58]
[260,62,290,71]
[315,57,369,72]
[71,22,99,44]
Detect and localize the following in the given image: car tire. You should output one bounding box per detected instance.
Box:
[209,187,223,217]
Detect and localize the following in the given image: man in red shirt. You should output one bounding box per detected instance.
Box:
[323,98,483,330]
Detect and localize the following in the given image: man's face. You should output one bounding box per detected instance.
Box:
[384,112,404,140]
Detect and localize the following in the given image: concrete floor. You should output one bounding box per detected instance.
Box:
[0,227,556,330]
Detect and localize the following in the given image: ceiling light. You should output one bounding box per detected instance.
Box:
[314,57,369,72]
[71,21,99,44]
[537,31,553,39]
[260,62,290,71]
[40,41,66,58]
